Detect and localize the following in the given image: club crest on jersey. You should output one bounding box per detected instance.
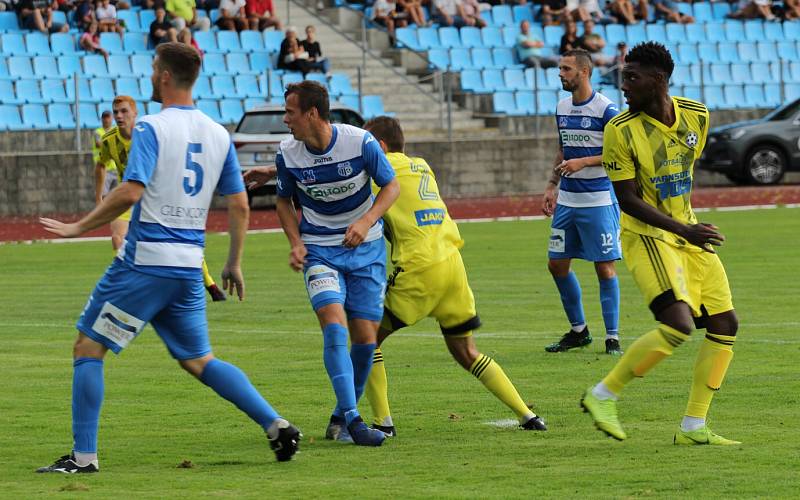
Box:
[685,131,698,148]
[337,161,353,177]
[301,169,316,184]
[581,117,592,129]
[558,116,568,128]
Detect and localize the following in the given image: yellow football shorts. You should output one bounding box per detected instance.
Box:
[117,208,132,222]
[622,231,734,319]
[382,250,480,336]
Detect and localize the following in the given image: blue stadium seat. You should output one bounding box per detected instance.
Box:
[396,27,421,50]
[756,41,778,61]
[512,5,533,23]
[481,27,504,48]
[460,26,483,48]
[718,42,738,63]
[706,63,730,85]
[697,42,720,62]
[0,12,20,32]
[784,22,800,41]
[537,90,558,115]
[427,48,449,70]
[90,78,115,102]
[730,63,750,84]
[194,31,222,54]
[123,33,147,54]
[743,83,765,108]
[234,74,261,98]
[790,61,800,82]
[8,56,34,78]
[625,24,647,46]
[545,67,560,89]
[763,83,781,107]
[711,2,731,20]
[777,41,798,61]
[672,63,700,86]
[737,42,757,63]
[478,7,492,26]
[146,101,161,115]
[676,2,693,17]
[501,26,520,47]
[785,83,800,101]
[439,27,461,49]
[763,21,783,42]
[211,75,238,98]
[219,98,243,123]
[131,54,153,76]
[646,24,667,44]
[693,2,713,22]
[515,90,534,114]
[25,33,51,55]
[282,72,303,88]
[749,62,771,84]
[139,77,153,100]
[448,48,474,70]
[263,30,284,53]
[250,51,272,73]
[244,97,267,110]
[669,85,683,97]
[66,77,100,103]
[743,20,764,42]
[17,79,48,104]
[605,25,626,47]
[418,27,442,50]
[471,47,495,70]
[705,22,726,43]
[724,20,745,42]
[240,30,264,52]
[677,43,699,64]
[116,77,144,100]
[118,10,141,32]
[543,25,561,48]
[265,71,284,97]
[492,91,518,114]
[218,31,243,53]
[57,54,81,77]
[666,23,686,43]
[33,55,59,79]
[504,68,526,91]
[703,85,725,110]
[197,99,222,121]
[49,103,75,128]
[108,55,135,77]
[138,9,156,32]
[209,8,221,24]
[228,52,258,75]
[329,73,357,97]
[77,103,100,128]
[203,53,228,76]
[682,85,702,101]
[361,95,392,119]
[305,73,328,88]
[723,84,744,109]
[84,55,110,77]
[460,69,487,92]
[483,69,511,92]
[492,47,521,68]
[0,104,26,130]
[1,34,29,56]
[99,33,124,54]
[192,76,213,99]
[338,94,359,111]
[51,33,77,55]
[684,23,705,43]
[22,103,56,129]
[492,5,514,27]
[0,80,22,104]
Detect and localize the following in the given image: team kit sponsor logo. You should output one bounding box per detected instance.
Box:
[549,228,566,252]
[305,265,340,299]
[560,130,592,143]
[414,208,445,226]
[306,182,358,200]
[91,302,145,348]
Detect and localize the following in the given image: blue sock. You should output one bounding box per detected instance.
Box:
[72,358,104,454]
[599,276,620,339]
[334,343,376,418]
[322,324,358,424]
[200,358,280,431]
[554,271,585,330]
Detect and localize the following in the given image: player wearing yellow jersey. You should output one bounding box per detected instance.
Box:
[93,110,116,200]
[362,117,546,436]
[580,42,740,445]
[94,95,227,301]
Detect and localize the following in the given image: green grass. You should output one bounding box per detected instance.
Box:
[1,208,798,498]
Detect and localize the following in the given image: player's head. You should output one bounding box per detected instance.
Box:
[101,109,113,129]
[559,49,593,92]
[112,95,137,135]
[364,116,405,154]
[151,42,201,103]
[622,42,674,113]
[283,81,330,141]
[520,20,529,33]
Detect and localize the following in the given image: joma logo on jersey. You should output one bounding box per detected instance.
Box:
[313,156,333,164]
[560,131,591,142]
[306,182,357,199]
[603,161,621,171]
[414,208,445,226]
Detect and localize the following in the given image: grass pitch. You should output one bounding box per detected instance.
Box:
[1,208,798,498]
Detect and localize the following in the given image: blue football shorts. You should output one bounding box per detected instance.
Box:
[76,259,210,360]
[548,203,622,262]
[303,238,387,322]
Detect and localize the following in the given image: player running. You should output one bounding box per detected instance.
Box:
[541,49,623,356]
[581,42,740,445]
[93,109,116,204]
[362,116,547,436]
[94,95,227,301]
[37,43,301,473]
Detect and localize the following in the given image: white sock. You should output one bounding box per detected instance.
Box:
[591,381,618,401]
[572,323,586,333]
[266,418,289,439]
[605,333,619,340]
[680,416,706,432]
[73,451,98,466]
[379,416,394,427]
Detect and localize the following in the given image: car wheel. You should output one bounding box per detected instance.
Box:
[744,145,786,185]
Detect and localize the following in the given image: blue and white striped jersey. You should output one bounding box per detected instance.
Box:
[121,105,245,279]
[555,91,619,208]
[276,124,395,246]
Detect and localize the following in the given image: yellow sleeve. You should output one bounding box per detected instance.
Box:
[698,109,710,153]
[602,122,635,182]
[99,138,111,164]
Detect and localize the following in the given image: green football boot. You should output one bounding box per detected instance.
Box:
[581,388,627,441]
[674,426,741,445]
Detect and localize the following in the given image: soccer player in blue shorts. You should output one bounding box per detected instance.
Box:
[37,43,300,473]
[261,81,399,447]
[541,49,624,355]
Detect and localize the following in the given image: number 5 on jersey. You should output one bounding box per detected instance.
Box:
[184,143,204,196]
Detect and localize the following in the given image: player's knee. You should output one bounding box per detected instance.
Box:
[73,333,107,360]
[708,310,738,337]
[594,261,617,280]
[445,336,478,370]
[179,354,214,378]
[547,259,570,277]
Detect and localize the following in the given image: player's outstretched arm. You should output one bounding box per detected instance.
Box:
[222,190,249,300]
[243,165,277,191]
[94,162,106,205]
[40,181,144,238]
[343,177,400,248]
[542,149,564,216]
[612,179,724,252]
[276,196,307,271]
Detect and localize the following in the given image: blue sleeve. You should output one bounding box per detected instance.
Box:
[361,132,395,187]
[216,142,246,195]
[124,121,159,185]
[275,149,295,198]
[555,115,564,147]
[602,102,620,126]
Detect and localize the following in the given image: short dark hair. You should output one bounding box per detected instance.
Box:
[562,48,594,73]
[364,116,404,152]
[625,41,674,79]
[155,42,201,89]
[284,81,330,121]
[101,110,112,118]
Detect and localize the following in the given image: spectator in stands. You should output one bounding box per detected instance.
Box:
[74,0,94,31]
[565,0,610,23]
[577,19,611,66]
[96,0,123,33]
[196,0,218,11]
[302,25,331,75]
[79,20,109,60]
[729,0,777,20]
[178,26,202,56]
[651,0,693,23]
[606,0,647,24]
[55,0,76,15]
[216,0,247,31]
[784,0,800,19]
[150,6,177,46]
[372,0,407,43]
[559,19,579,54]
[17,0,69,33]
[278,27,312,75]
[166,0,211,31]
[245,0,281,30]
[0,0,10,12]
[433,0,467,27]
[397,0,427,27]
[602,41,626,86]
[539,0,567,26]
[461,0,487,27]
[517,19,558,69]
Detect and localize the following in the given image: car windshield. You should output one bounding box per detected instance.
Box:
[236,112,289,134]
[765,98,800,121]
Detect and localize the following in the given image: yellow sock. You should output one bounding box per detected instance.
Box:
[201,259,214,288]
[365,348,392,427]
[686,333,735,418]
[470,354,532,421]
[603,324,689,395]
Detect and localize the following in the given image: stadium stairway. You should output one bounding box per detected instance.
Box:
[274,0,492,136]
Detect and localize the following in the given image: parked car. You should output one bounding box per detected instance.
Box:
[231,103,365,205]
[698,98,800,185]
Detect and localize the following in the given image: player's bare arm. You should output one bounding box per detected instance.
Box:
[612,179,724,252]
[542,149,563,216]
[222,191,249,300]
[94,162,107,205]
[243,166,278,191]
[343,177,400,248]
[557,154,602,176]
[276,196,307,271]
[40,181,144,238]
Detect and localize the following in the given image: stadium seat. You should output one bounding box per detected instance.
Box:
[21,103,55,129]
[666,23,686,43]
[234,74,262,98]
[449,48,475,70]
[784,22,800,42]
[0,12,20,33]
[240,30,264,52]
[265,71,284,97]
[646,24,667,45]
[329,73,357,97]
[460,27,483,49]
[711,2,731,20]
[146,101,161,115]
[670,85,683,97]
[481,27,504,48]
[211,75,238,98]
[218,31,243,53]
[50,33,77,56]
[703,85,725,110]
[117,10,141,32]
[705,22,726,43]
[605,24,626,47]
[439,27,461,49]
[677,43,699,64]
[250,51,272,73]
[706,63,730,85]
[504,68,526,91]
[756,41,778,62]
[197,99,222,121]
[99,33,124,54]
[263,30,284,53]
[131,54,153,77]
[716,42,737,63]
[49,103,75,128]
[684,23,705,43]
[625,24,647,46]
[138,9,156,32]
[66,77,100,103]
[543,25,562,48]
[219,98,243,123]
[749,62,771,84]
[672,63,699,86]
[512,4,533,23]
[361,95,391,119]
[676,2,693,17]
[693,2,713,22]
[25,33,51,55]
[418,27,442,50]
[723,84,744,109]
[483,69,511,92]
[427,48,449,70]
[492,47,521,68]
[743,84,765,108]
[777,41,798,61]
[84,55,110,77]
[8,56,34,79]
[194,31,222,54]
[192,76,213,99]
[116,77,145,100]
[682,85,702,101]
[33,55,59,79]
[90,78,116,102]
[743,20,764,42]
[460,69,488,93]
[1,34,29,56]
[202,53,228,76]
[209,8,221,24]
[17,79,49,104]
[491,5,514,27]
[305,73,328,87]
[761,22,782,43]
[785,83,800,101]
[395,27,421,51]
[108,55,135,77]
[139,77,153,99]
[243,97,267,110]
[282,72,303,88]
[763,83,781,107]
[724,20,745,42]
[734,42,756,63]
[470,48,494,70]
[492,91,518,114]
[0,104,26,131]
[790,62,800,83]
[501,26,520,47]
[697,42,720,62]
[123,33,147,54]
[57,55,81,78]
[514,90,534,114]
[537,89,558,115]
[730,63,751,84]
[43,79,72,105]
[0,80,22,104]
[228,52,258,76]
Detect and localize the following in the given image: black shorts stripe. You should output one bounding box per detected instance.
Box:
[640,236,669,291]
[705,334,735,345]
[649,289,681,318]
[471,355,492,378]
[441,315,482,336]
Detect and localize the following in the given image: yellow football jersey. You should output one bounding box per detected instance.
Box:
[99,126,132,182]
[602,96,710,250]
[374,152,463,269]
